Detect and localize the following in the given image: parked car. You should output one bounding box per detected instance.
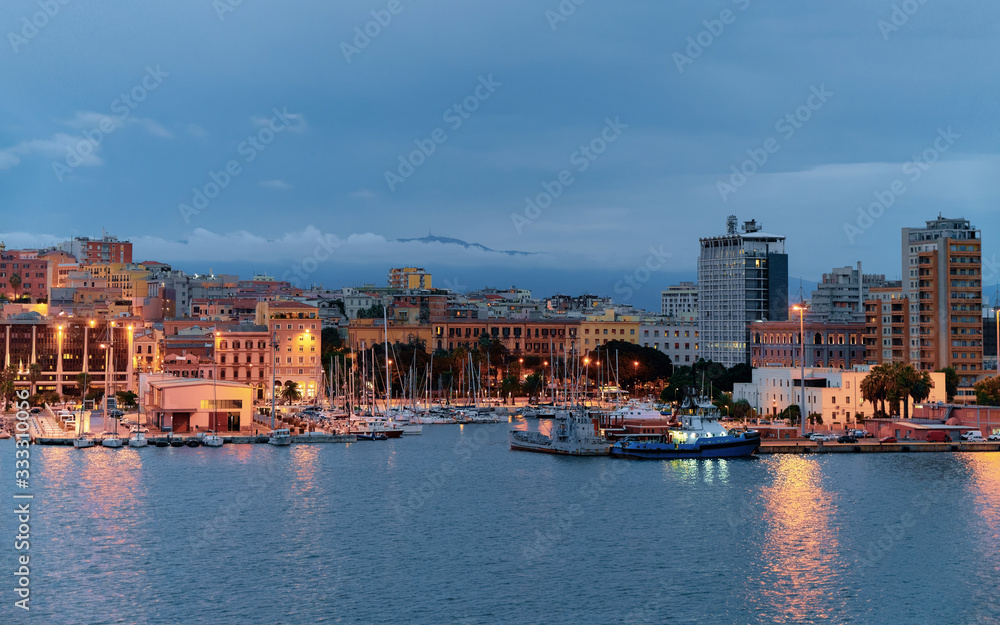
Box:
[812,434,835,442]
[988,433,1000,442]
[961,431,983,441]
[879,436,897,444]
[925,431,949,443]
[837,435,858,444]
[29,407,41,414]
[964,432,985,442]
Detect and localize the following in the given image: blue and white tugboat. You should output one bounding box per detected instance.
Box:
[510,408,610,456]
[610,393,760,460]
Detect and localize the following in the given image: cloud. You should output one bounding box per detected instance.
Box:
[260,179,291,189]
[0,110,172,171]
[251,110,307,133]
[186,123,208,138]
[349,189,375,199]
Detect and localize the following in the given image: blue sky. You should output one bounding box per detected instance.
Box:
[2,0,999,310]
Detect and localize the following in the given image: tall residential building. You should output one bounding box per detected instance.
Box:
[900,216,983,397]
[388,267,432,289]
[698,216,788,367]
[809,263,887,323]
[57,233,133,264]
[660,282,698,319]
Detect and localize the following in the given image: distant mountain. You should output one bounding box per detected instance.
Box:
[395,235,536,256]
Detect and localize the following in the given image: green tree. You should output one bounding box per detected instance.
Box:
[935,367,958,402]
[732,399,754,421]
[356,304,387,319]
[499,375,521,399]
[523,373,544,402]
[0,366,17,411]
[974,375,1000,406]
[280,380,303,404]
[75,372,92,405]
[9,272,22,300]
[116,390,139,410]
[27,363,41,397]
[908,370,933,414]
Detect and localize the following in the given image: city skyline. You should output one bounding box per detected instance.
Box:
[3,2,999,308]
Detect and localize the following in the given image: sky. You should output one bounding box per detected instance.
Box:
[2,0,999,311]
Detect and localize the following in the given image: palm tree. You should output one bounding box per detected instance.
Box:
[280,380,302,405]
[27,363,42,398]
[861,365,889,416]
[523,373,543,402]
[908,370,933,418]
[76,372,92,405]
[9,272,22,301]
[0,366,17,412]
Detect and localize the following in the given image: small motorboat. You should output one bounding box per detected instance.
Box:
[185,439,201,447]
[154,440,169,448]
[268,428,292,446]
[356,433,388,441]
[169,437,185,447]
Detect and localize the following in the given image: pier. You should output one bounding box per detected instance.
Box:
[758,440,1000,454]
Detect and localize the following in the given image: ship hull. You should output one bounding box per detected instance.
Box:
[509,442,609,456]
[611,435,760,460]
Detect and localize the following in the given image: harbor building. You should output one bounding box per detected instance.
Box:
[0,312,133,396]
[809,263,887,323]
[698,216,788,368]
[864,216,983,402]
[0,244,51,303]
[144,377,253,433]
[388,267,432,290]
[750,319,867,369]
[733,365,947,430]
[56,233,133,264]
[660,282,698,320]
[638,318,699,365]
[255,300,323,400]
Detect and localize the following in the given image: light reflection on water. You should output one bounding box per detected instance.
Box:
[755,455,846,624]
[7,436,1000,624]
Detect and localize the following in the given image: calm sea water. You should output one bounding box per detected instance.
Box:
[2,420,999,625]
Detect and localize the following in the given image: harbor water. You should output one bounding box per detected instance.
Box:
[2,420,999,624]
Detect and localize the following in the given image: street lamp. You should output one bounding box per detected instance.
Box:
[793,304,807,436]
[270,330,279,430]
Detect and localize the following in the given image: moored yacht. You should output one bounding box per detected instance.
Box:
[127,429,148,448]
[101,432,123,449]
[202,430,224,447]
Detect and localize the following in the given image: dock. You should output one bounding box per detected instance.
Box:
[32,434,357,446]
[759,441,1000,454]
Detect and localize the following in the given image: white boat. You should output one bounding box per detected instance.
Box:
[101,432,123,449]
[73,436,94,449]
[202,430,224,447]
[127,429,148,448]
[268,428,292,446]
